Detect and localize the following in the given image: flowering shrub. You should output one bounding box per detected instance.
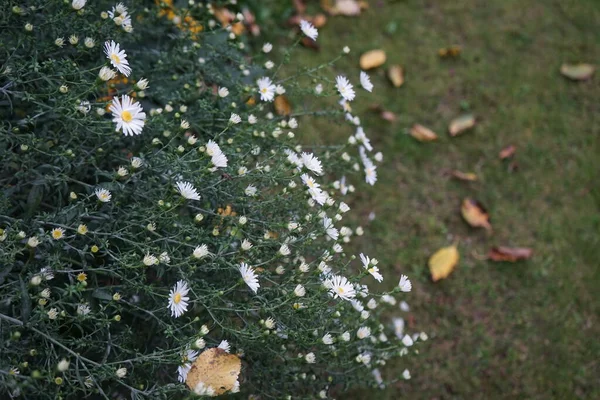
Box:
[0,1,419,398]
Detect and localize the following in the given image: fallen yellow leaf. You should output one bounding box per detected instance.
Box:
[360,49,386,70]
[429,245,459,281]
[410,124,438,141]
[450,170,478,182]
[274,95,292,116]
[560,63,595,81]
[186,348,241,395]
[448,114,476,136]
[461,198,492,230]
[387,65,404,87]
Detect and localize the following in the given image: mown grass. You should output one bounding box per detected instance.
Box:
[266,0,600,398]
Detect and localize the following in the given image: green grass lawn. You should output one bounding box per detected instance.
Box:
[266,0,600,398]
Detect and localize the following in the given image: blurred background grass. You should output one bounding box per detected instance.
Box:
[256,0,600,398]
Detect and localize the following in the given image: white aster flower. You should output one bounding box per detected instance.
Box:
[360,71,373,92]
[41,288,51,298]
[218,87,229,97]
[402,334,414,347]
[245,185,257,197]
[55,37,65,47]
[241,239,253,251]
[275,84,286,95]
[402,369,411,380]
[193,244,209,259]
[325,275,356,301]
[323,217,339,241]
[301,152,323,175]
[248,114,257,124]
[360,253,383,282]
[77,304,91,315]
[341,331,351,341]
[239,262,259,293]
[398,274,412,292]
[57,359,70,372]
[109,95,145,136]
[175,181,200,201]
[159,252,171,264]
[51,227,65,240]
[69,35,78,45]
[294,284,306,297]
[322,333,333,345]
[84,37,95,48]
[72,0,86,10]
[300,20,318,41]
[264,60,274,69]
[131,157,143,168]
[143,253,158,266]
[136,78,149,90]
[257,77,276,102]
[116,367,127,378]
[218,340,230,353]
[95,188,111,203]
[357,326,371,339]
[262,42,273,53]
[103,40,131,76]
[168,280,190,318]
[278,244,291,256]
[400,301,410,311]
[315,83,323,94]
[336,75,356,102]
[47,308,58,320]
[304,352,316,363]
[211,152,228,168]
[229,113,241,124]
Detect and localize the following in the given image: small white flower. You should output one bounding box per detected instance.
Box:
[257,76,276,102]
[55,37,65,47]
[275,84,286,95]
[262,42,273,53]
[109,95,146,136]
[84,37,95,48]
[218,340,231,353]
[40,267,54,280]
[239,262,259,293]
[300,20,318,41]
[143,254,158,266]
[374,152,383,162]
[294,284,306,297]
[402,334,414,347]
[381,294,396,306]
[322,333,333,345]
[341,331,351,341]
[393,318,405,339]
[218,87,229,97]
[245,185,257,197]
[77,304,91,315]
[325,275,356,301]
[136,78,149,90]
[278,244,291,256]
[241,239,253,251]
[229,113,241,124]
[360,71,373,92]
[159,252,171,264]
[339,202,350,213]
[193,244,209,259]
[248,114,257,124]
[360,253,383,282]
[357,326,371,339]
[131,157,143,168]
[69,35,78,45]
[315,83,323,94]
[301,152,323,175]
[400,301,410,312]
[27,237,40,248]
[402,369,411,380]
[41,288,51,299]
[343,46,350,54]
[367,298,377,309]
[116,367,127,378]
[103,40,131,76]
[117,166,128,177]
[305,352,316,364]
[175,181,201,201]
[399,274,412,292]
[264,60,274,70]
[168,280,190,318]
[194,338,206,349]
[264,317,276,329]
[57,359,70,372]
[72,0,86,10]
[47,308,58,320]
[336,75,356,102]
[180,119,190,129]
[95,188,111,203]
[323,217,339,241]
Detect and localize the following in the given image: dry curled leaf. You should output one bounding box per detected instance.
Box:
[332,0,361,16]
[387,65,404,87]
[449,114,476,136]
[301,36,320,51]
[450,170,478,181]
[186,348,241,395]
[438,45,462,58]
[461,198,492,230]
[410,124,438,142]
[499,145,516,160]
[274,95,292,116]
[360,49,386,70]
[560,63,595,81]
[369,104,396,122]
[429,245,459,282]
[488,246,533,262]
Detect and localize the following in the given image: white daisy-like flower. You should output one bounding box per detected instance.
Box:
[301,174,327,205]
[211,152,228,168]
[95,188,111,202]
[57,359,70,372]
[275,84,286,95]
[40,267,54,280]
[325,275,356,301]
[402,369,411,380]
[51,227,65,240]
[357,326,371,339]
[72,0,86,10]
[218,87,229,97]
[300,20,318,41]
[47,308,58,319]
[262,42,273,53]
[229,113,241,124]
[239,263,259,293]
[360,253,383,282]
[257,77,276,102]
[294,284,306,297]
[136,78,149,90]
[193,244,209,259]
[400,300,410,311]
[315,83,323,94]
[301,152,323,175]
[143,254,158,266]
[84,37,95,48]
[175,181,200,201]
[364,159,378,186]
[116,367,127,378]
[264,317,276,329]
[323,217,339,241]
[103,40,131,76]
[360,71,373,92]
[402,334,414,347]
[131,157,143,168]
[322,333,333,345]
[109,95,146,136]
[336,75,356,102]
[168,280,190,318]
[279,244,291,256]
[398,274,412,292]
[285,149,303,168]
[264,60,274,70]
[305,352,316,364]
[248,114,257,124]
[77,304,91,315]
[218,340,230,353]
[241,239,253,251]
[245,185,257,197]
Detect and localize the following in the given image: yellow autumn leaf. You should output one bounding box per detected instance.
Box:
[387,65,404,87]
[429,245,459,282]
[410,124,438,142]
[461,198,492,230]
[360,49,386,70]
[274,95,292,116]
[450,170,478,182]
[448,114,475,136]
[560,63,595,81]
[186,348,241,395]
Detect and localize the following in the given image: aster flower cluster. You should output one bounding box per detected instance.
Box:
[0,1,418,399]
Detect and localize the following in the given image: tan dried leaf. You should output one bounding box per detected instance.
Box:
[333,0,361,16]
[450,170,478,182]
[488,247,533,262]
[461,198,492,230]
[387,65,404,87]
[185,348,241,395]
[274,95,292,116]
[560,63,595,81]
[448,114,475,136]
[429,245,459,282]
[360,49,386,70]
[499,145,516,160]
[410,124,438,142]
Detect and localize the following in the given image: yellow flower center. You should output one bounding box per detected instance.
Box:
[261,88,267,93]
[121,110,133,122]
[111,54,121,64]
[52,230,63,239]
[173,293,182,304]
[368,267,375,274]
[337,287,345,294]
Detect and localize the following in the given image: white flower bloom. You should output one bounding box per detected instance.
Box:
[262,42,273,53]
[168,280,190,318]
[194,338,206,349]
[301,152,323,175]
[69,35,78,45]
[336,75,355,102]
[402,334,414,347]
[400,301,410,312]
[275,84,286,95]
[211,152,228,168]
[299,262,310,273]
[116,367,127,378]
[322,217,339,241]
[322,333,333,345]
[98,66,117,82]
[325,275,356,301]
[301,174,327,205]
[315,83,323,94]
[72,0,86,10]
[109,95,145,136]
[339,202,350,213]
[343,46,350,54]
[264,60,274,70]
[402,369,411,380]
[288,118,298,129]
[159,252,171,264]
[95,188,112,203]
[180,119,190,129]
[360,71,373,92]
[248,114,257,124]
[143,254,158,266]
[47,308,58,320]
[218,87,229,97]
[245,185,257,197]
[77,304,91,315]
[57,359,70,372]
[239,263,259,293]
[357,326,371,339]
[103,40,131,76]
[264,317,276,329]
[355,127,373,151]
[241,239,253,251]
[360,253,383,282]
[399,274,412,292]
[364,161,378,186]
[294,284,306,297]
[381,294,397,306]
[193,244,209,259]
[218,340,230,353]
[375,151,383,162]
[367,298,377,309]
[41,288,51,298]
[131,157,143,168]
[278,244,291,256]
[257,77,276,102]
[84,37,95,48]
[305,352,316,363]
[360,310,370,320]
[229,113,241,124]
[341,331,350,341]
[300,20,318,41]
[175,181,200,201]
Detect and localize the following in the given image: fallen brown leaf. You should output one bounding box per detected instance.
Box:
[186,348,241,395]
[449,114,476,136]
[387,65,404,87]
[499,145,516,160]
[313,13,328,28]
[332,0,361,16]
[488,246,533,262]
[429,245,459,282]
[274,95,292,115]
[560,63,595,81]
[410,124,438,142]
[301,36,320,51]
[438,45,462,58]
[368,104,397,122]
[450,170,478,181]
[461,198,492,230]
[360,49,386,70]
